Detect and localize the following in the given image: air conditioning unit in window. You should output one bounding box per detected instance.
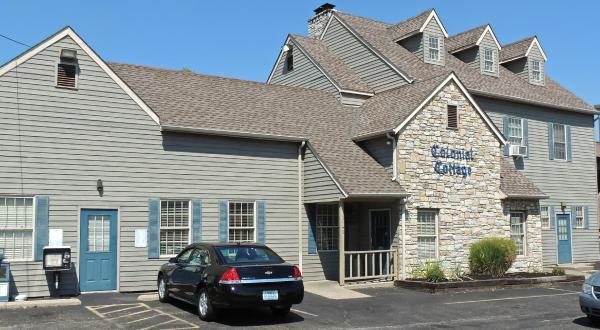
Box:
[509,145,527,157]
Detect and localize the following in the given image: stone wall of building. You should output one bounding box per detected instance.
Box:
[396,81,543,277]
[503,199,543,271]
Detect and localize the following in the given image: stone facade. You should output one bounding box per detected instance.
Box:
[308,10,334,39]
[395,81,543,276]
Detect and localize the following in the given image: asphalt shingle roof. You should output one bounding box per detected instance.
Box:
[388,8,433,41]
[109,62,404,196]
[500,36,536,62]
[500,160,547,198]
[446,25,487,53]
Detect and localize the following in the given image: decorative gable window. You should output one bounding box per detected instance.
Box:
[56,49,78,89]
[531,60,542,82]
[285,45,294,72]
[447,105,458,129]
[428,36,440,62]
[483,48,495,72]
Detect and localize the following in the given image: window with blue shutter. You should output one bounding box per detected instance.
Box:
[218,200,228,243]
[307,204,317,255]
[584,206,590,229]
[549,205,555,229]
[523,119,529,157]
[34,196,49,261]
[147,199,160,259]
[503,116,510,156]
[256,201,266,244]
[191,199,202,243]
[547,123,554,160]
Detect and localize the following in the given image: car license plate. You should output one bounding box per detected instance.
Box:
[262,290,278,301]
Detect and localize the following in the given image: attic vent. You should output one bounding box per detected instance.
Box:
[56,49,78,88]
[447,105,458,129]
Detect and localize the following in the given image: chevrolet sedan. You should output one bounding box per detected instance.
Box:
[157,242,304,321]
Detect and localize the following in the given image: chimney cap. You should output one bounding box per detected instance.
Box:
[314,3,335,14]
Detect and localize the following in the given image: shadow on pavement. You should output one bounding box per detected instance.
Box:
[573,316,600,328]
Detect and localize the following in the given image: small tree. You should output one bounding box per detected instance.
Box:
[469,237,517,277]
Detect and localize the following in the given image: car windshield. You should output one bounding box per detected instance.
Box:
[216,246,284,265]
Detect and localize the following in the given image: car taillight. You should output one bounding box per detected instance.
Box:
[293,266,302,280]
[219,267,241,284]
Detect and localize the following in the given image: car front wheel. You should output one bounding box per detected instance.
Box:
[197,288,217,321]
[157,275,169,303]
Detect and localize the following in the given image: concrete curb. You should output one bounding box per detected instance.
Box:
[137,293,158,302]
[0,298,81,310]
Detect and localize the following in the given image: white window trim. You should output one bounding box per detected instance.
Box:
[316,203,339,252]
[428,36,440,62]
[0,196,36,262]
[507,117,524,147]
[159,200,192,258]
[574,206,585,229]
[227,201,257,243]
[483,48,495,73]
[509,211,527,256]
[552,123,568,161]
[540,206,550,229]
[416,209,439,260]
[531,59,542,82]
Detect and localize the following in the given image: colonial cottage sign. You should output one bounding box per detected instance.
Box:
[430,144,474,177]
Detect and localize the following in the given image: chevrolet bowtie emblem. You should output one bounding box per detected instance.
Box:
[265,270,273,275]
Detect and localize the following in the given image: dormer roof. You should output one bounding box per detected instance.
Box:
[500,36,547,63]
[446,24,501,53]
[388,8,448,41]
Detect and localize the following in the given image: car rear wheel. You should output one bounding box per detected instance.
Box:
[271,305,291,317]
[197,288,217,321]
[157,276,169,303]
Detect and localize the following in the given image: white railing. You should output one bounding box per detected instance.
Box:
[344,249,398,281]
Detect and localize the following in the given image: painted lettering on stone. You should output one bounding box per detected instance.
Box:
[431,144,474,177]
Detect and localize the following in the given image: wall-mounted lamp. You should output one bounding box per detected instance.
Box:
[560,202,567,213]
[97,179,104,197]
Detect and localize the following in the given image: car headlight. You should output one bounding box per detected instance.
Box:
[583,283,593,295]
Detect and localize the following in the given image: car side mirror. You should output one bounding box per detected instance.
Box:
[169,257,177,264]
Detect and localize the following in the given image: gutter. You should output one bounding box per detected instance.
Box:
[471,89,598,115]
[298,141,306,272]
[160,125,307,142]
[503,194,549,200]
[386,132,398,181]
[346,192,409,198]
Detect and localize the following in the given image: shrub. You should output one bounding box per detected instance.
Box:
[552,266,565,276]
[424,261,447,283]
[469,237,517,277]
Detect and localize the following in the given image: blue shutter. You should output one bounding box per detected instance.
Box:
[256,201,266,244]
[570,208,577,229]
[503,116,510,156]
[191,199,202,243]
[219,200,228,243]
[549,205,555,229]
[523,119,529,158]
[548,123,554,160]
[566,125,572,161]
[584,206,590,229]
[307,204,317,255]
[148,199,160,259]
[34,196,49,261]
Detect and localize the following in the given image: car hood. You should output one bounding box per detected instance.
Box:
[586,271,600,285]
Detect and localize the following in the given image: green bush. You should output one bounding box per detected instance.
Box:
[469,237,517,277]
[425,261,447,283]
[552,266,565,276]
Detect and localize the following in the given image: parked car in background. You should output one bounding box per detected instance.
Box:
[580,271,600,323]
[157,242,304,321]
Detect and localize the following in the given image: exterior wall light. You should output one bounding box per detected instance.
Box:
[560,202,567,213]
[97,179,104,197]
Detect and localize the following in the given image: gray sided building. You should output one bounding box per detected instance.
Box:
[0,5,597,298]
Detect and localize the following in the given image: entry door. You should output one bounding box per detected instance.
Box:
[370,210,391,250]
[80,209,118,292]
[556,213,572,264]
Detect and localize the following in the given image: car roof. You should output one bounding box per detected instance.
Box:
[189,242,267,248]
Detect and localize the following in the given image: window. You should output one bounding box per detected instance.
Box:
[508,117,523,146]
[160,200,190,256]
[216,246,284,265]
[483,48,495,72]
[285,47,294,72]
[316,204,338,251]
[447,105,458,129]
[510,212,525,256]
[428,36,440,61]
[531,60,542,82]
[56,49,78,88]
[540,206,550,229]
[189,248,211,267]
[553,124,567,160]
[228,201,255,242]
[575,206,585,228]
[0,197,34,261]
[417,210,437,259]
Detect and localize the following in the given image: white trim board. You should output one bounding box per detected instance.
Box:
[420,10,449,38]
[476,25,502,50]
[392,72,507,145]
[526,37,548,61]
[0,26,161,125]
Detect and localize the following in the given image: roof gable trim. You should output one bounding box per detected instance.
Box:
[392,73,507,144]
[476,25,502,50]
[419,10,449,38]
[0,27,160,125]
[526,37,548,61]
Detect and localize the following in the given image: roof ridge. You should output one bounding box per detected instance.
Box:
[334,11,393,27]
[391,8,434,27]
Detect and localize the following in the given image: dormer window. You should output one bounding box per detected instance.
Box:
[57,49,78,89]
[483,48,495,73]
[531,60,541,82]
[285,46,294,72]
[428,36,440,62]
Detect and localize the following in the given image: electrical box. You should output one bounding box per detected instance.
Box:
[0,248,9,302]
[43,246,72,271]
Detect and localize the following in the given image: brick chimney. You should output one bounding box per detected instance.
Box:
[308,3,336,38]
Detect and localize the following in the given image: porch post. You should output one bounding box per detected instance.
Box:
[338,200,345,286]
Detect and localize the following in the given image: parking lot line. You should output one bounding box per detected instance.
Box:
[88,303,139,310]
[139,303,200,328]
[545,287,580,293]
[107,308,152,320]
[124,313,161,324]
[291,308,319,317]
[444,292,577,305]
[140,319,177,330]
[102,305,145,314]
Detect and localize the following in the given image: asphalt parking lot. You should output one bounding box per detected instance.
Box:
[0,281,596,329]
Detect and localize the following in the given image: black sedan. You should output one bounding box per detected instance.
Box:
[157,242,304,321]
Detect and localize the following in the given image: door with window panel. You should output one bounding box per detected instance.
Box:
[80,209,118,292]
[556,213,572,264]
[0,197,34,261]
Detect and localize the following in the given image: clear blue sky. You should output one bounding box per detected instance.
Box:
[1,1,598,105]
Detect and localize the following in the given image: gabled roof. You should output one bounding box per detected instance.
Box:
[388,8,448,41]
[500,36,547,63]
[109,62,405,196]
[446,24,501,53]
[0,27,160,125]
[500,160,547,199]
[290,35,373,94]
[331,12,593,113]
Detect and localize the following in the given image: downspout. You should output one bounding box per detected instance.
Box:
[386,133,398,181]
[401,197,406,280]
[298,141,306,272]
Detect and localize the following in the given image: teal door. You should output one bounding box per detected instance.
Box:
[80,209,118,292]
[556,213,572,264]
